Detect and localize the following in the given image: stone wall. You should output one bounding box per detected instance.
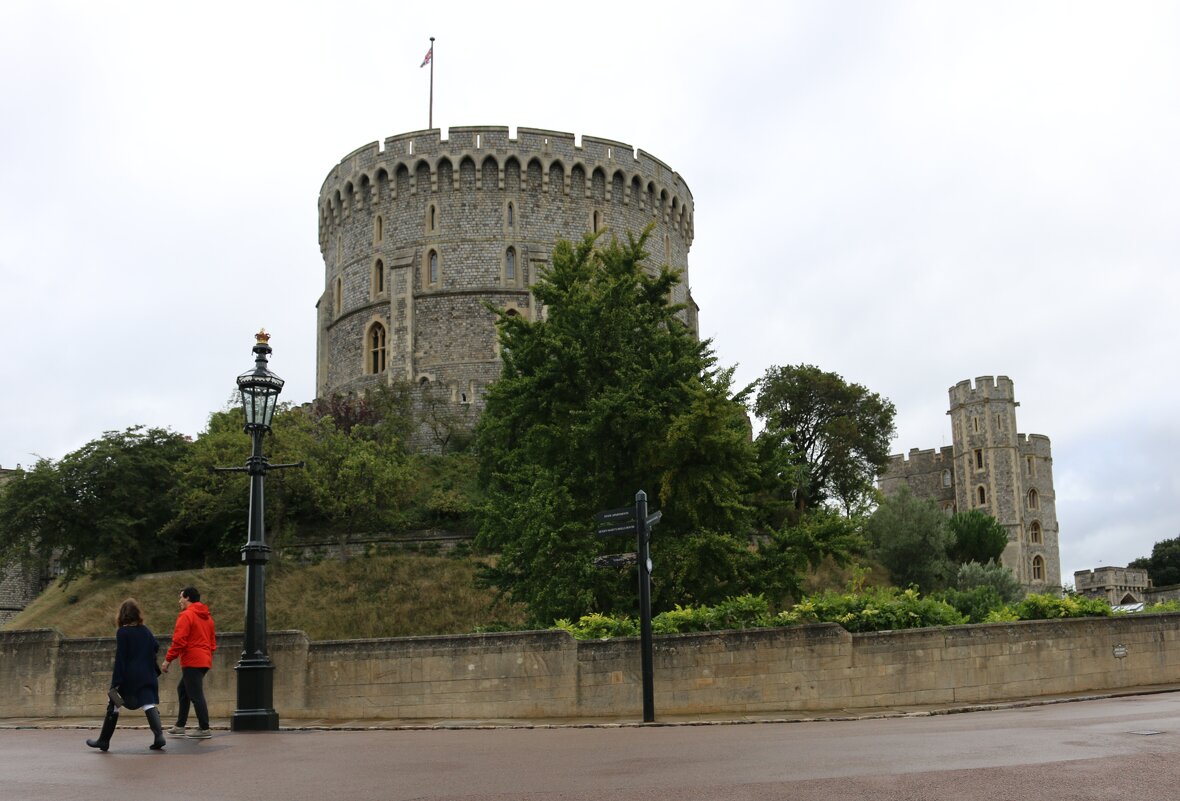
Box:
[4,615,1177,720]
[315,126,697,451]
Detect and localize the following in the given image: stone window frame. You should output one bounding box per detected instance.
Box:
[371,258,385,298]
[425,202,439,234]
[942,469,952,488]
[1026,455,1036,477]
[365,320,387,375]
[1031,555,1045,582]
[976,485,987,507]
[374,214,384,244]
[1029,520,1043,544]
[503,246,519,286]
[424,249,441,288]
[505,200,515,232]
[974,449,984,471]
[1027,488,1040,510]
[591,209,604,233]
[334,277,342,317]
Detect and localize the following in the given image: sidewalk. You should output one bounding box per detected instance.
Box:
[5,684,1179,731]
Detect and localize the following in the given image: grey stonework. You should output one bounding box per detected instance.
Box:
[0,466,46,625]
[879,376,1063,594]
[316,126,697,450]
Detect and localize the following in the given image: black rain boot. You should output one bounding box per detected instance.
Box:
[86,707,119,752]
[145,707,166,750]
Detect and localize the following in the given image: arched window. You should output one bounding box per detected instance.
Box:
[942,469,952,488]
[426,249,440,286]
[507,202,514,228]
[334,277,342,316]
[373,259,385,296]
[592,210,602,232]
[1028,489,1040,510]
[367,323,386,374]
[505,247,516,282]
[976,486,987,506]
[374,215,383,243]
[974,449,984,470]
[426,203,438,233]
[1030,521,1043,544]
[1032,555,1045,581]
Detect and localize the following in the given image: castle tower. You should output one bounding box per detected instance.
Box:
[879,376,1062,593]
[315,127,696,449]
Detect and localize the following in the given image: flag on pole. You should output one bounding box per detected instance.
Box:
[420,46,433,68]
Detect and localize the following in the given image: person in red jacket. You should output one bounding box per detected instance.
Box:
[161,586,216,739]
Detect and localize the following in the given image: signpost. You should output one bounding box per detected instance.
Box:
[594,490,661,723]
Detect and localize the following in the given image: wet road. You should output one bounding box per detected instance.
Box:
[6,693,1180,800]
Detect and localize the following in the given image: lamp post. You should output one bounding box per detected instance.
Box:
[222,329,300,731]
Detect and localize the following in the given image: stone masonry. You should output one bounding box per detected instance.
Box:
[0,466,44,625]
[879,376,1062,593]
[315,126,697,449]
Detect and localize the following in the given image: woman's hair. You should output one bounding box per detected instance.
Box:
[117,598,144,627]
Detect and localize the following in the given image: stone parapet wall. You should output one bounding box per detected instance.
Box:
[4,615,1177,720]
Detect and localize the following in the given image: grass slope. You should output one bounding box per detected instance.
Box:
[2,553,528,641]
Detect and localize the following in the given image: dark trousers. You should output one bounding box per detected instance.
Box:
[176,666,210,729]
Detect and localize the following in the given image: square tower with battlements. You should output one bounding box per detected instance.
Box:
[878,376,1062,593]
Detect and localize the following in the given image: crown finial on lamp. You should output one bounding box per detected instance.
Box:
[255,329,271,345]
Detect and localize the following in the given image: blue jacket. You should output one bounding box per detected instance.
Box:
[111,624,160,709]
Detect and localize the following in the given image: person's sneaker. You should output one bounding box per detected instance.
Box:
[167,725,186,735]
[187,728,213,739]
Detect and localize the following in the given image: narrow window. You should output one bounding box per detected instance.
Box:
[974,449,984,470]
[428,250,439,285]
[977,486,986,506]
[592,210,602,232]
[506,247,516,282]
[373,259,385,295]
[430,205,436,230]
[374,215,383,243]
[942,469,952,488]
[972,416,980,433]
[334,277,342,316]
[368,323,387,374]
[1032,555,1045,581]
[1026,455,1036,477]
[1028,489,1040,510]
[1030,521,1043,544]
[507,202,514,228]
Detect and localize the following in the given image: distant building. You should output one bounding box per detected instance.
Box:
[878,376,1062,593]
[1074,566,1151,606]
[0,466,45,625]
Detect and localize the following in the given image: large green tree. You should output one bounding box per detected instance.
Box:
[947,509,1009,565]
[865,487,955,592]
[752,364,896,520]
[0,426,191,581]
[1129,535,1180,587]
[475,230,758,622]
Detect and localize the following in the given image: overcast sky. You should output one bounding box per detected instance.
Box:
[2,1,1177,584]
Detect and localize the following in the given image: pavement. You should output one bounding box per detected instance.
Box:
[6,683,1180,731]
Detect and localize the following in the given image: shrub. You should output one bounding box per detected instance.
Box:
[986,592,1112,622]
[779,587,965,632]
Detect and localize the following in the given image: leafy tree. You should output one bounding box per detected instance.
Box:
[865,487,955,592]
[947,509,1009,565]
[1129,535,1180,587]
[749,509,866,605]
[954,560,1023,603]
[752,364,896,518]
[0,427,190,581]
[475,230,759,622]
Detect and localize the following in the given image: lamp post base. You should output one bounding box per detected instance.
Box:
[232,658,279,731]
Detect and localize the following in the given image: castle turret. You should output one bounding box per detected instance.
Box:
[315,126,696,450]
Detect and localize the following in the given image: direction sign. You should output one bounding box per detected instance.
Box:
[596,523,636,537]
[595,506,635,524]
[646,510,662,527]
[593,552,638,569]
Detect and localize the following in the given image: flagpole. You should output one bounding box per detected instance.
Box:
[428,36,435,129]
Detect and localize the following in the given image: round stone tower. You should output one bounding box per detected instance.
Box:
[316,126,697,448]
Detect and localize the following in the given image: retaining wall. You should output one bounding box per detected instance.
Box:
[2,615,1176,720]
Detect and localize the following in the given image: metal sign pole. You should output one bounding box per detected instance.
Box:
[637,490,655,723]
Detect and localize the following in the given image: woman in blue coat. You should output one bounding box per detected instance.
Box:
[86,598,166,751]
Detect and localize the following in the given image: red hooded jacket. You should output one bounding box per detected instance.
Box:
[165,602,217,669]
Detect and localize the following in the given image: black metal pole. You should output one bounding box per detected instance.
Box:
[637,490,655,722]
[232,397,278,731]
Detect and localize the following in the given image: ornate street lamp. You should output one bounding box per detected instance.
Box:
[217,330,302,731]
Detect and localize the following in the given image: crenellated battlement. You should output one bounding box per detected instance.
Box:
[884,445,955,476]
[317,126,694,249]
[949,375,1015,408]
